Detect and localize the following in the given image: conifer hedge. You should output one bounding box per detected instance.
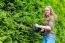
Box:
[0,0,65,43]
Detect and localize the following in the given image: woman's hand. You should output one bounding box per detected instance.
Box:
[35,23,39,27]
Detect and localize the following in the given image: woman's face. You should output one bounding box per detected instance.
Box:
[45,7,51,16]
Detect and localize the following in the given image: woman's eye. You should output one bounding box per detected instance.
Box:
[45,9,49,11]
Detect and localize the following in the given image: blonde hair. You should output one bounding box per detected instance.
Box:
[44,6,57,20]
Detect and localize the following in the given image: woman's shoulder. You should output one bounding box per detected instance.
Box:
[50,15,58,21]
[49,15,56,21]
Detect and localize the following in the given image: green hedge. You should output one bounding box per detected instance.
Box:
[0,0,65,43]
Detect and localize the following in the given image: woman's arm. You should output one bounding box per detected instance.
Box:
[35,24,51,32]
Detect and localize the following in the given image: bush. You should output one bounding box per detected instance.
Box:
[0,0,65,43]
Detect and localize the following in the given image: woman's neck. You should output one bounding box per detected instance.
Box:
[46,15,50,18]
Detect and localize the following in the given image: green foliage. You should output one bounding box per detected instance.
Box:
[0,0,65,43]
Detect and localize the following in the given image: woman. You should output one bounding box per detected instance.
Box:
[35,6,57,43]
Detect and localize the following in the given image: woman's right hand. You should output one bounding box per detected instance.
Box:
[35,23,39,27]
